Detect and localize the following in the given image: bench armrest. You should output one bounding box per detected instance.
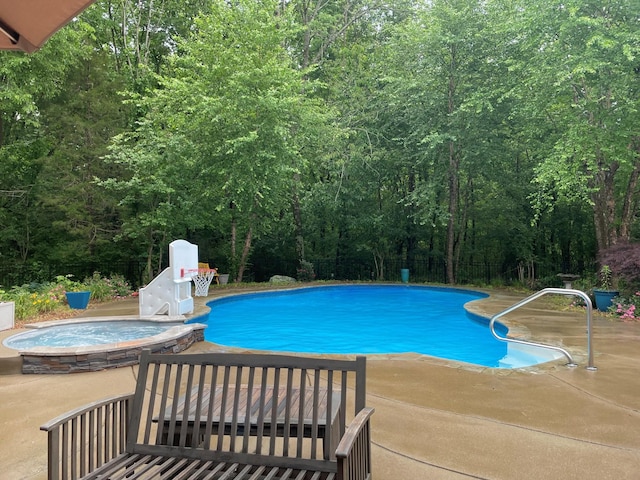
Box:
[335,407,375,480]
[40,393,134,480]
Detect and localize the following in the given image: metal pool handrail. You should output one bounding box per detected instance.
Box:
[489,288,596,371]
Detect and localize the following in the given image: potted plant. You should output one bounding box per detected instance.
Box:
[593,265,619,312]
[57,274,92,310]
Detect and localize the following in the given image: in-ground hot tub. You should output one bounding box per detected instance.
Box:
[2,316,205,374]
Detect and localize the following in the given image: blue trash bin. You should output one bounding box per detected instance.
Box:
[400,269,409,284]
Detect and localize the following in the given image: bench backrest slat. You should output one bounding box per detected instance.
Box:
[126,350,366,470]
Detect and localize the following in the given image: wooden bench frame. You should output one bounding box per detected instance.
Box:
[41,350,374,480]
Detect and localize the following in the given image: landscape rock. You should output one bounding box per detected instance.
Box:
[269,275,297,284]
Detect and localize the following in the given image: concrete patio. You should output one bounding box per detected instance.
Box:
[1,287,639,479]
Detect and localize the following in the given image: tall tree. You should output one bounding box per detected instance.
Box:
[514,0,640,253]
[0,24,93,264]
[34,51,130,264]
[286,0,394,267]
[380,0,508,283]
[104,0,332,282]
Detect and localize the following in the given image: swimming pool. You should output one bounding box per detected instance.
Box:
[190,285,562,368]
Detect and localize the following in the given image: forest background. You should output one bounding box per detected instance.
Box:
[0,0,638,290]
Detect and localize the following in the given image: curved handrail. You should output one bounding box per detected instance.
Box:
[489,288,596,371]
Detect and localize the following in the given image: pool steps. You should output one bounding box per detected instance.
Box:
[498,343,564,369]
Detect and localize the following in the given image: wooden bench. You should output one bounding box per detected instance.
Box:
[156,384,342,457]
[41,350,374,480]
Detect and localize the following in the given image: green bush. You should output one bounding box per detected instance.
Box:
[83,272,133,301]
[53,274,86,292]
[108,274,134,297]
[296,260,316,282]
[83,272,113,301]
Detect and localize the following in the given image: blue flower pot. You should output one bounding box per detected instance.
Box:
[66,291,91,309]
[593,290,618,312]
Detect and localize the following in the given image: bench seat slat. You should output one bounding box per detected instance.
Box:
[131,443,337,472]
[76,453,336,480]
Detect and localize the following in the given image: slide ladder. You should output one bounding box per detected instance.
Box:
[139,240,198,317]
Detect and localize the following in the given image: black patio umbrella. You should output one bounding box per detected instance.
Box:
[0,0,96,53]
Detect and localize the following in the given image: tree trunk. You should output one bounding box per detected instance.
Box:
[373,250,384,280]
[591,159,619,252]
[236,225,253,283]
[620,140,640,241]
[145,228,155,283]
[446,47,459,285]
[446,141,459,284]
[406,168,417,272]
[292,172,305,262]
[157,232,166,277]
[230,203,237,281]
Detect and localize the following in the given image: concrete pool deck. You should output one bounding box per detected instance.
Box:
[1,286,639,479]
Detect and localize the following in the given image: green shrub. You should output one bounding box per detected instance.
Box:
[83,272,112,301]
[54,274,86,292]
[83,272,133,301]
[108,274,134,297]
[296,260,316,282]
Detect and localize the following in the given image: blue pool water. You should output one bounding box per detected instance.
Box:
[189,285,535,368]
[3,321,178,349]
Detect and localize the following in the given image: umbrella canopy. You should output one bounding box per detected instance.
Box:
[0,0,96,53]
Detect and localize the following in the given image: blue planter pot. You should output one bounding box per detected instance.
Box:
[66,291,91,309]
[593,290,619,312]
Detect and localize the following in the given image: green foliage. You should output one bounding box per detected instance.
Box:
[572,275,597,295]
[0,0,638,288]
[83,272,133,301]
[296,260,316,282]
[102,0,336,281]
[598,265,613,291]
[54,274,86,293]
[2,284,63,320]
[510,0,640,249]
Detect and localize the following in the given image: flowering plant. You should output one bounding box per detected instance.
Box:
[611,292,640,322]
[83,272,132,301]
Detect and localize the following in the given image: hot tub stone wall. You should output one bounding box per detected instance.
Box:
[21,326,204,374]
